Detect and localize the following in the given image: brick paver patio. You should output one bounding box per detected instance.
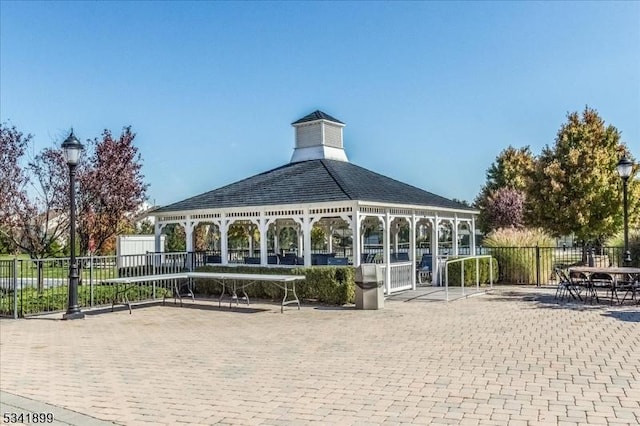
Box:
[1,287,639,425]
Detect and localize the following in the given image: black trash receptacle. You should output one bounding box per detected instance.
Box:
[355,264,384,310]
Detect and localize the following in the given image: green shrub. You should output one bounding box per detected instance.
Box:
[446,257,498,287]
[606,229,640,267]
[193,265,355,305]
[483,228,554,284]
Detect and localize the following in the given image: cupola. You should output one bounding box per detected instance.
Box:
[290,110,348,163]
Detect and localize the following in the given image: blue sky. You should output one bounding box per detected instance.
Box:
[2,1,639,207]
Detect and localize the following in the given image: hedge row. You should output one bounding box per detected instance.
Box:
[193,265,355,305]
[2,284,171,316]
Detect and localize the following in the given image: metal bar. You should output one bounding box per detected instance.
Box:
[89,255,94,307]
[445,261,449,302]
[490,257,493,289]
[461,259,465,297]
[12,258,18,319]
[476,257,480,292]
[535,245,541,287]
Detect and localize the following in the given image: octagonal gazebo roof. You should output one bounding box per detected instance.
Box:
[156,110,474,215]
[155,158,470,214]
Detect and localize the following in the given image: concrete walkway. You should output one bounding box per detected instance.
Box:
[1,286,638,425]
[386,284,491,303]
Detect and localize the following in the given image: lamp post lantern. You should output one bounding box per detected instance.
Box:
[616,155,633,267]
[62,130,85,320]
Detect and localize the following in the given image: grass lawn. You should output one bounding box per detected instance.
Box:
[0,255,117,279]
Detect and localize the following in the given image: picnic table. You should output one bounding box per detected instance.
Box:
[567,266,640,304]
[102,271,305,314]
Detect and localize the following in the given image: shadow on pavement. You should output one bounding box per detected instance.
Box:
[600,310,640,322]
[163,302,269,314]
[486,288,640,319]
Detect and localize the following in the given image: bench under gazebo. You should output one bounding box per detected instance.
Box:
[151,110,478,294]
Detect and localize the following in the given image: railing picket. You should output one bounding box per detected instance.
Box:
[13,258,18,319]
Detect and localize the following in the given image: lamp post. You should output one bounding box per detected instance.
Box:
[62,131,85,320]
[616,155,633,267]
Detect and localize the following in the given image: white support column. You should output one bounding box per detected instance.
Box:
[274,223,280,255]
[327,225,333,253]
[302,213,314,267]
[154,222,165,270]
[248,231,254,257]
[471,216,477,256]
[184,219,195,253]
[384,211,391,294]
[220,218,229,265]
[351,213,361,267]
[258,216,269,266]
[297,225,304,257]
[154,223,164,253]
[183,218,195,270]
[453,215,459,256]
[393,224,399,254]
[410,213,417,290]
[432,215,439,285]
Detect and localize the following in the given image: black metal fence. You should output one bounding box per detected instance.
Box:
[486,246,628,285]
[0,252,195,319]
[1,245,630,317]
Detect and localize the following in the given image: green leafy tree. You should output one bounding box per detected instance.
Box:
[311,226,326,250]
[0,228,16,254]
[526,106,639,244]
[483,146,535,193]
[136,219,154,235]
[164,224,185,252]
[451,198,472,207]
[475,146,535,233]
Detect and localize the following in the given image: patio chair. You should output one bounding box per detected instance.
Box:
[568,270,591,302]
[360,253,375,263]
[278,254,298,265]
[417,254,432,284]
[395,252,410,262]
[618,273,640,304]
[590,272,614,304]
[554,267,575,301]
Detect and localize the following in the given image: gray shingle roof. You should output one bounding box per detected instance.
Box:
[292,110,344,125]
[155,159,473,213]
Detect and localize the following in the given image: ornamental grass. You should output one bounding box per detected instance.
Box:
[606,228,640,267]
[483,228,555,284]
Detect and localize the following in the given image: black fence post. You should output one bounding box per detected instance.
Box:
[12,258,18,319]
[535,245,541,287]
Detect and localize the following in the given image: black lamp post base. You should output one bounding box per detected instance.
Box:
[62,311,85,320]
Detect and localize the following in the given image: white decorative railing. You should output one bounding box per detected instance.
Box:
[380,261,414,294]
[443,255,494,301]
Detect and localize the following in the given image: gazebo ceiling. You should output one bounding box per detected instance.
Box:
[155,158,473,213]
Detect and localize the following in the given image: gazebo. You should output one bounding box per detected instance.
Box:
[152,110,479,294]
